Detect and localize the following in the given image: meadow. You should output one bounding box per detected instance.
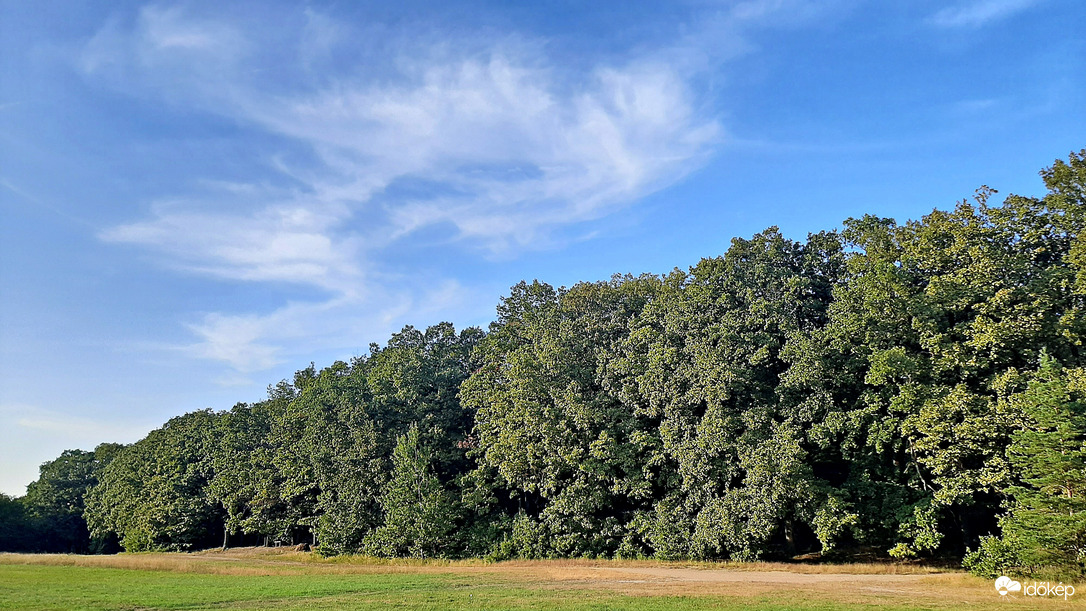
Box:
[0,548,1077,610]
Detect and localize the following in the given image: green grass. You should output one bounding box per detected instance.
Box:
[0,552,1064,610]
[0,563,921,611]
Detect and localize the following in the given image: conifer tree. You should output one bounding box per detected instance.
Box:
[1004,358,1086,573]
[966,357,1086,577]
[363,424,461,558]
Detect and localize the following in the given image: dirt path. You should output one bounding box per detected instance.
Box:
[598,565,929,584]
[585,566,943,601]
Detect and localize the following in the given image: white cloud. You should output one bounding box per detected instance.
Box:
[87,6,723,374]
[929,0,1046,28]
[226,56,720,252]
[102,199,364,293]
[90,10,720,250]
[81,5,248,89]
[140,5,237,51]
[181,278,472,373]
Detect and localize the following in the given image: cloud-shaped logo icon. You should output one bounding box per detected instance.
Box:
[995,576,1022,596]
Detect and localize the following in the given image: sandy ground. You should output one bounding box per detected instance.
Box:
[600,565,929,583]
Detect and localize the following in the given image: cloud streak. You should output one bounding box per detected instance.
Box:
[102,198,364,293]
[929,0,1046,28]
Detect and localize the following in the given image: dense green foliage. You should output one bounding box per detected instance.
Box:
[3,150,1085,578]
[1,444,121,553]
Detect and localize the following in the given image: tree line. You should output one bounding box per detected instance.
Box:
[3,151,1085,579]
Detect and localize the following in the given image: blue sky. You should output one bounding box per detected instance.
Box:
[1,0,1083,495]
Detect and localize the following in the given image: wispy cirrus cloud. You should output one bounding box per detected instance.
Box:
[182,277,469,375]
[82,3,747,375]
[84,6,720,252]
[101,198,363,293]
[929,0,1046,28]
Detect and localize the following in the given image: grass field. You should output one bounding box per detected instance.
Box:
[0,548,1079,610]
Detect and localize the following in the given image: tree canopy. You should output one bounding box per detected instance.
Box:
[3,149,1085,578]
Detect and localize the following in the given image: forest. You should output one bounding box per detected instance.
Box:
[2,150,1085,580]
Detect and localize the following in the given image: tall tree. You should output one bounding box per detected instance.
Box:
[463,276,664,558]
[14,443,124,553]
[785,151,1086,559]
[966,358,1086,578]
[0,494,32,552]
[209,399,293,547]
[269,323,483,553]
[85,411,223,551]
[619,228,850,560]
[363,424,461,557]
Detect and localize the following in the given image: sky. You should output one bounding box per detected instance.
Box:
[1,0,1084,495]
